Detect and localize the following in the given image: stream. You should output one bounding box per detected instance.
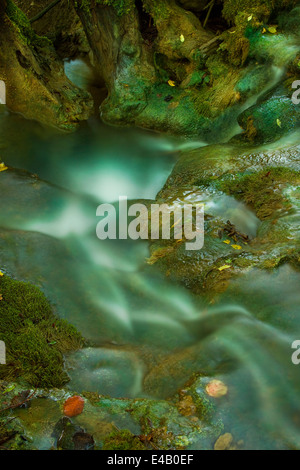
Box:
[0,61,299,450]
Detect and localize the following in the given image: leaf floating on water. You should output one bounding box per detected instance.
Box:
[168,80,176,87]
[0,163,8,172]
[218,265,232,272]
[268,26,277,34]
[206,379,228,398]
[180,34,185,43]
[231,244,242,250]
[63,396,85,418]
[276,118,282,128]
[223,240,231,245]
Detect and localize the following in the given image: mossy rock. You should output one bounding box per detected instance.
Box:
[6,0,51,47]
[103,429,147,450]
[0,276,83,388]
[238,85,300,143]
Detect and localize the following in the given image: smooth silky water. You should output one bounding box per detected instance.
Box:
[0,65,300,449]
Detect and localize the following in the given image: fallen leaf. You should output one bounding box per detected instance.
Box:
[218,265,232,272]
[247,15,253,21]
[223,240,231,245]
[63,396,85,418]
[214,433,234,451]
[3,384,16,394]
[268,26,277,34]
[262,27,267,33]
[180,34,185,43]
[0,163,8,172]
[276,118,282,128]
[0,294,3,301]
[206,379,228,398]
[168,80,176,87]
[231,244,242,250]
[0,271,3,277]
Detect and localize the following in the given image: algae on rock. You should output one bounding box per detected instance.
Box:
[0,275,84,388]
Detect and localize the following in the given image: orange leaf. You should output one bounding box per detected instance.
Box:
[63,396,85,417]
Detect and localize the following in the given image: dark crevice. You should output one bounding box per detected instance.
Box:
[201,2,228,34]
[135,0,158,45]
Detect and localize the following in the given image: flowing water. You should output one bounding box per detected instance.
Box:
[0,61,299,450]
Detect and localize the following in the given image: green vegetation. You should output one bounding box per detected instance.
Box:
[222,0,297,25]
[76,0,134,16]
[142,0,172,21]
[219,168,300,219]
[0,276,83,388]
[5,0,51,47]
[103,430,147,450]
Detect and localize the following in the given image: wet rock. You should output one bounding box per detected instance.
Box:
[148,135,300,296]
[238,85,300,144]
[177,395,197,417]
[15,0,90,59]
[52,416,94,450]
[0,1,93,130]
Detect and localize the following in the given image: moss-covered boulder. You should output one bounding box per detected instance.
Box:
[0,275,83,387]
[146,135,300,296]
[238,83,300,143]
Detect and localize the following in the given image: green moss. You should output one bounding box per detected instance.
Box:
[6,0,51,47]
[97,0,134,16]
[219,168,300,219]
[77,0,134,16]
[222,0,296,25]
[142,0,172,21]
[0,276,83,388]
[103,429,147,450]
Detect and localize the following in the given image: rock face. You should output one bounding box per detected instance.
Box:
[15,0,90,59]
[147,136,300,296]
[71,0,300,138]
[0,0,93,130]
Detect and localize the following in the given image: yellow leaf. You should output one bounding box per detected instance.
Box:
[248,15,253,21]
[0,271,3,277]
[276,118,282,128]
[218,265,232,272]
[168,80,176,87]
[223,240,231,245]
[0,163,8,172]
[180,34,185,43]
[268,26,277,34]
[231,244,242,250]
[262,27,267,33]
